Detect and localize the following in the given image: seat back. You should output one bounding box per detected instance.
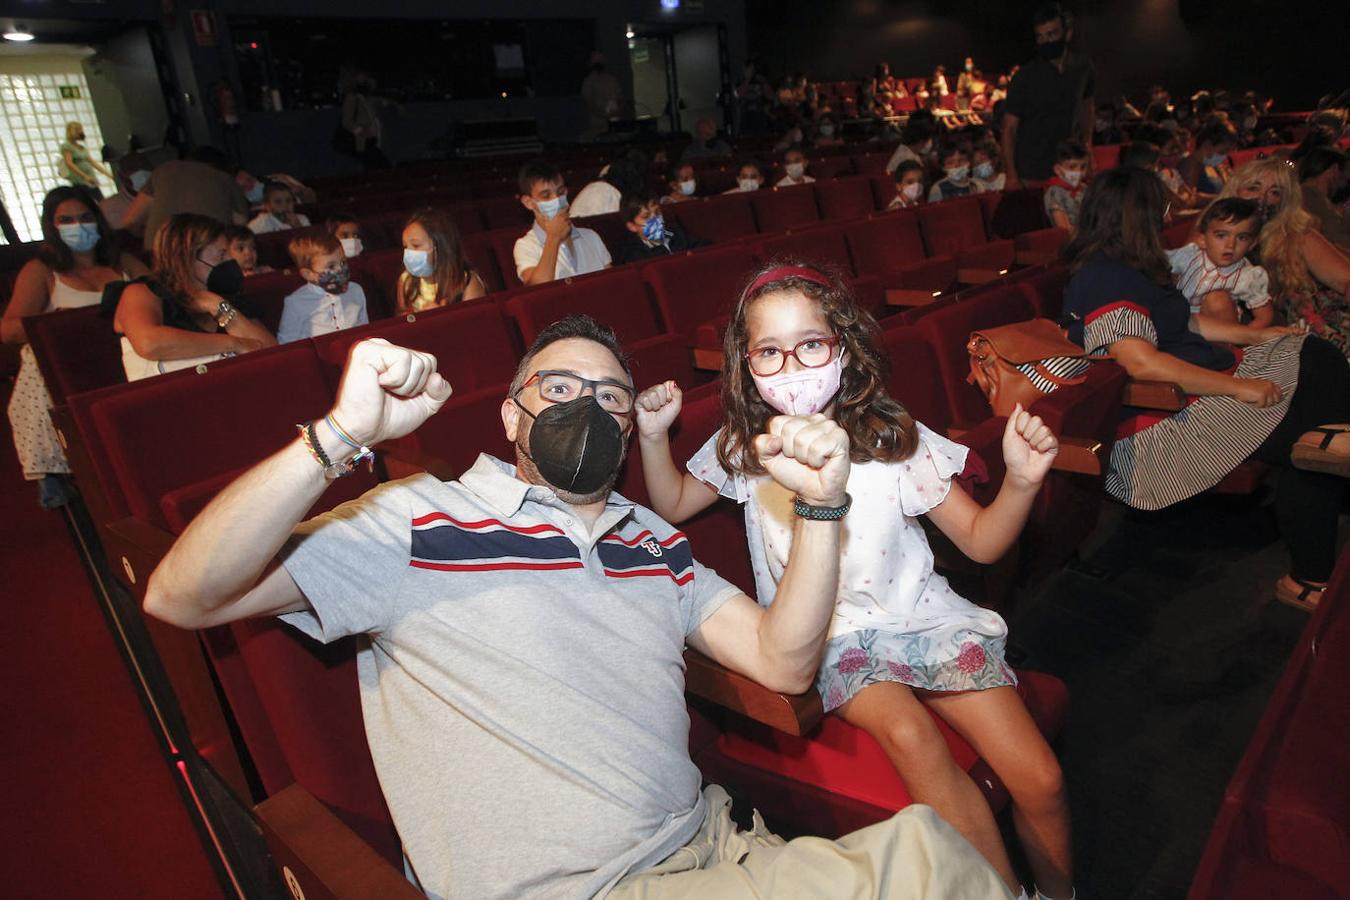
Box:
[644,244,757,337]
[917,198,989,258]
[478,194,532,231]
[506,267,661,346]
[24,305,125,405]
[808,156,855,180]
[879,326,951,432]
[843,210,927,278]
[1019,265,1072,319]
[252,231,296,271]
[237,270,306,335]
[814,176,877,221]
[750,185,821,232]
[461,231,506,294]
[1092,144,1122,172]
[348,248,405,319]
[755,225,854,275]
[987,187,1050,238]
[667,195,757,243]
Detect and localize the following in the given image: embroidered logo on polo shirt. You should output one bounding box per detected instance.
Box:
[408,512,583,573]
[599,528,694,584]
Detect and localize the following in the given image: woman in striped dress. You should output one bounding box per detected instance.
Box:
[1062,167,1350,611]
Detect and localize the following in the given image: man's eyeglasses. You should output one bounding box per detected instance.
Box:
[516,371,635,415]
[745,336,841,377]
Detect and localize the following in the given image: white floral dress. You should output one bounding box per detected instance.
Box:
[688,423,1016,712]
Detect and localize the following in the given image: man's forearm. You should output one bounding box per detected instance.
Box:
[754,517,842,693]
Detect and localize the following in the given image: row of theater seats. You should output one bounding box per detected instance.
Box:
[37,258,1108,890]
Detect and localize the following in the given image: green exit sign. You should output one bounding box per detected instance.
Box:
[59,85,81,99]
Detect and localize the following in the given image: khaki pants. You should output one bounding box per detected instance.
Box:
[609,785,1012,899]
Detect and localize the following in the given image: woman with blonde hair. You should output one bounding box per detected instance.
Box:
[1218,158,1350,355]
[108,213,275,380]
[59,122,114,197]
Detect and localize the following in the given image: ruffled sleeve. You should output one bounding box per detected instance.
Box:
[1082,302,1158,356]
[896,422,969,517]
[1234,264,1271,310]
[685,429,748,502]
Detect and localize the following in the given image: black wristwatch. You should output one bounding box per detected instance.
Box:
[793,493,852,520]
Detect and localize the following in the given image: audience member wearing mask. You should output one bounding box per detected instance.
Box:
[723,161,766,194]
[326,214,366,260]
[99,152,152,237]
[618,193,710,263]
[661,163,698,205]
[58,121,114,198]
[776,148,816,187]
[399,208,487,313]
[248,183,312,234]
[929,144,977,202]
[886,118,937,174]
[1043,141,1091,231]
[680,117,733,162]
[121,146,251,250]
[570,150,649,219]
[224,225,274,276]
[279,228,369,344]
[956,58,978,97]
[1179,120,1238,199]
[888,160,926,209]
[514,161,611,287]
[812,116,844,148]
[1218,158,1350,358]
[4,187,149,505]
[1120,140,1196,212]
[1002,3,1095,188]
[107,213,275,381]
[1298,148,1350,253]
[237,170,317,209]
[971,140,1007,192]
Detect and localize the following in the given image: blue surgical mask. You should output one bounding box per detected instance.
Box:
[819,124,835,137]
[57,222,100,253]
[129,170,151,192]
[641,213,669,243]
[246,181,265,204]
[945,165,970,183]
[403,248,433,278]
[537,195,568,219]
[973,162,994,180]
[1203,153,1227,169]
[678,179,696,196]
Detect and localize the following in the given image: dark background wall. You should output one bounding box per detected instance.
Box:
[744,0,1347,110]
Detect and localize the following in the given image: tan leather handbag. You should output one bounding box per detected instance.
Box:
[966,319,1095,417]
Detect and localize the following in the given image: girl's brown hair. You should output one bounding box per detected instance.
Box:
[1060,166,1172,285]
[399,207,473,313]
[151,213,227,308]
[716,258,918,476]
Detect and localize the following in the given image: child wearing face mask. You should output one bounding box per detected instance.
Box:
[1179,120,1237,199]
[635,259,1073,900]
[248,183,311,234]
[224,226,273,276]
[886,118,937,174]
[812,117,844,148]
[971,140,1007,192]
[776,148,816,187]
[402,207,488,311]
[514,160,612,286]
[888,161,926,209]
[661,163,698,205]
[928,143,976,202]
[1043,141,1090,231]
[618,193,710,263]
[326,214,365,259]
[723,161,766,194]
[278,229,369,343]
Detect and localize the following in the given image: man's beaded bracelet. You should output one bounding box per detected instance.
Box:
[792,492,852,520]
[297,416,374,479]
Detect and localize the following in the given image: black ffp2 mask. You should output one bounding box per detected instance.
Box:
[205,258,245,297]
[1037,39,1067,61]
[517,395,625,495]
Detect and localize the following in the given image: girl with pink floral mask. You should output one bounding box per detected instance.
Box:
[633,259,1075,900]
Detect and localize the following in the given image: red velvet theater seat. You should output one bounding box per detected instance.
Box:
[24,305,125,405]
[916,197,1016,278]
[1019,264,1072,320]
[644,243,757,339]
[750,184,821,232]
[813,176,876,220]
[667,194,758,244]
[505,266,661,347]
[252,230,295,271]
[237,269,305,334]
[843,210,958,296]
[752,225,886,321]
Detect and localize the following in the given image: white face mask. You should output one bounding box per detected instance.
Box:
[785,162,805,179]
[973,162,994,180]
[819,124,835,137]
[340,236,363,258]
[901,181,924,201]
[945,165,970,183]
[678,179,696,196]
[738,178,761,192]
[1060,169,1084,187]
[752,355,843,416]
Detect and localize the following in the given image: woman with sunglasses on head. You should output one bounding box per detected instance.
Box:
[4,186,149,505]
[108,213,275,381]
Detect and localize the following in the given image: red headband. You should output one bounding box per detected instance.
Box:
[742,265,832,300]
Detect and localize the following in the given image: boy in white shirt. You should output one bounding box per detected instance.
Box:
[1167,198,1273,329]
[277,229,369,343]
[248,182,311,234]
[775,147,815,187]
[887,161,926,210]
[513,159,612,286]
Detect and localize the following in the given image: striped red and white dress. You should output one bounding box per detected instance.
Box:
[1065,258,1305,510]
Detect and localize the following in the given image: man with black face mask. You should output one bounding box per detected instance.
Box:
[143,315,1008,898]
[1001,2,1095,189]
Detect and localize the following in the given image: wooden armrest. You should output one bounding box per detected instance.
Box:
[956,267,1009,285]
[886,287,945,307]
[683,648,823,736]
[102,517,178,591]
[255,784,420,899]
[1123,380,1187,411]
[692,348,724,371]
[1050,435,1104,476]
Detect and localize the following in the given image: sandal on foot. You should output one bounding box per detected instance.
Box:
[1291,425,1350,477]
[1275,576,1324,612]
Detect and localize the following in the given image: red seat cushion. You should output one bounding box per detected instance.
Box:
[755,224,854,274]
[843,210,928,279]
[505,266,660,346]
[917,197,993,258]
[813,176,875,220]
[667,194,757,243]
[750,184,821,232]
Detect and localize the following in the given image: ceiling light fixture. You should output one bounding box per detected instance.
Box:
[3,26,35,42]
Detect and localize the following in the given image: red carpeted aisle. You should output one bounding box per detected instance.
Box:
[0,384,224,897]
